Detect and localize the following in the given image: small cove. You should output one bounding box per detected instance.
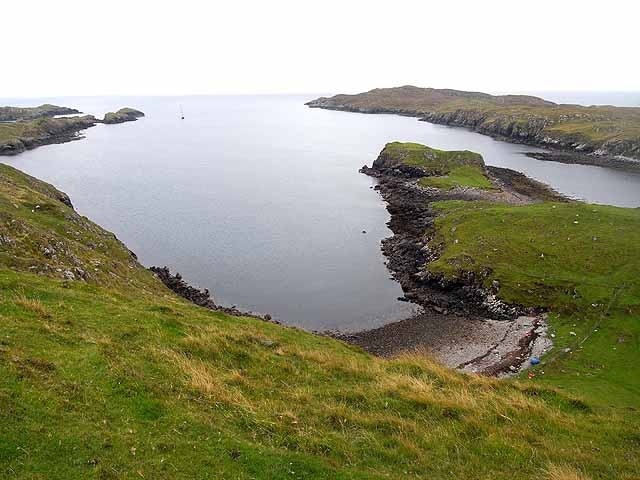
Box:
[4,93,640,331]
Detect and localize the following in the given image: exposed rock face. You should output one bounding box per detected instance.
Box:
[307,86,640,165]
[101,108,145,124]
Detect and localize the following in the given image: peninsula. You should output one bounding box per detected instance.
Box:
[307,86,640,170]
[350,142,639,387]
[0,104,145,155]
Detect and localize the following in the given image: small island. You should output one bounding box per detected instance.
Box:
[0,104,145,155]
[102,107,145,124]
[307,86,640,170]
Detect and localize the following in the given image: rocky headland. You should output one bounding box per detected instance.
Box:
[0,104,145,155]
[102,107,145,124]
[307,86,640,170]
[342,142,565,375]
[0,104,81,121]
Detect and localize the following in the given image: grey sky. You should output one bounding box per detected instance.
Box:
[3,0,638,97]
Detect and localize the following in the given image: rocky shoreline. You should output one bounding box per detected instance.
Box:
[416,111,640,169]
[150,266,279,324]
[0,116,98,156]
[338,156,560,375]
[0,106,145,156]
[310,101,640,171]
[525,151,640,172]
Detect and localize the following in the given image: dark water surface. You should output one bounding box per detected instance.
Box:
[3,94,640,331]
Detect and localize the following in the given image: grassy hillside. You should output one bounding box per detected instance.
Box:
[374,142,494,190]
[425,200,640,406]
[0,106,144,155]
[0,163,638,479]
[0,116,98,155]
[375,142,485,172]
[419,165,495,190]
[307,86,640,160]
[0,104,80,122]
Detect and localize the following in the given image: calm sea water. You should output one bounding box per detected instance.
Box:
[3,93,640,331]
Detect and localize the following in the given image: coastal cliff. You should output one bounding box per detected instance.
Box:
[307,86,640,168]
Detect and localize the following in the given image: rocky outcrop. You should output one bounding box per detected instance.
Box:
[150,266,278,323]
[0,106,145,156]
[0,116,98,156]
[342,143,559,375]
[150,266,219,309]
[101,108,145,124]
[371,141,485,175]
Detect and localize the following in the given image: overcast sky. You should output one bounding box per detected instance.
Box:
[3,0,638,97]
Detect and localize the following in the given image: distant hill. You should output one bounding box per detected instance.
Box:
[307,86,640,163]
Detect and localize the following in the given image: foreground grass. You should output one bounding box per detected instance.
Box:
[0,163,638,478]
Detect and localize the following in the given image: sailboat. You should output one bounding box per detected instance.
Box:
[180,105,185,120]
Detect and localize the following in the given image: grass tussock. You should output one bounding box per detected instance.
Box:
[546,463,592,480]
[163,349,253,409]
[12,292,50,318]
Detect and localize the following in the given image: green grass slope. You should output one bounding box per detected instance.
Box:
[0,164,638,479]
[375,142,494,190]
[375,142,485,173]
[426,200,640,407]
[0,116,98,155]
[419,165,495,190]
